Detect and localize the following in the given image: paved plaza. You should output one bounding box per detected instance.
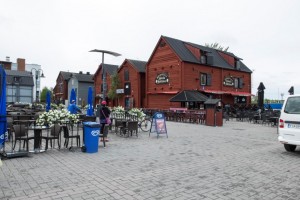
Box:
[1,120,300,200]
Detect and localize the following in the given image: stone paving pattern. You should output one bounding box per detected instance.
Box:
[1,121,300,200]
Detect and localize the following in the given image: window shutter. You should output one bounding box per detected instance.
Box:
[207,74,212,86]
[238,78,243,88]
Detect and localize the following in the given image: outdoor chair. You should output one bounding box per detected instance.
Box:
[123,121,139,137]
[6,116,14,141]
[12,124,34,151]
[41,124,62,150]
[62,124,80,148]
[115,119,125,135]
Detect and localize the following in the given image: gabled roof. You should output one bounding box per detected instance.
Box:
[161,36,252,73]
[127,59,147,73]
[59,71,94,83]
[169,90,208,102]
[93,64,119,80]
[5,70,34,86]
[103,64,118,75]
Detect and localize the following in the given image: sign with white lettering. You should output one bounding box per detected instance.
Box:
[155,73,169,84]
[116,89,124,94]
[223,77,234,86]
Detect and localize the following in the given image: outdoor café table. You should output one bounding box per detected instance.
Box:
[28,125,50,153]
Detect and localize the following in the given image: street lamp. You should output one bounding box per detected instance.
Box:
[89,49,121,101]
[30,68,45,102]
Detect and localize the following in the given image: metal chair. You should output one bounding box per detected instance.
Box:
[12,124,34,151]
[124,121,139,137]
[62,123,80,148]
[42,124,62,150]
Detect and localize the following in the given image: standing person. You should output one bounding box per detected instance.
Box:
[99,101,110,142]
[68,100,81,114]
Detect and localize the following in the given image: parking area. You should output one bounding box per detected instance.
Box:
[1,120,300,200]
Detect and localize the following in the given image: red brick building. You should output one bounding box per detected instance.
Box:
[117,59,146,109]
[93,64,118,106]
[146,36,253,109]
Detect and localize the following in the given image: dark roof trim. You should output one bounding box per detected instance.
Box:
[169,90,208,102]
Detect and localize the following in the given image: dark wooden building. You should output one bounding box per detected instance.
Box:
[146,36,253,110]
[117,59,147,109]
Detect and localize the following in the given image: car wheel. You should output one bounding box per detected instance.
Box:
[284,144,297,152]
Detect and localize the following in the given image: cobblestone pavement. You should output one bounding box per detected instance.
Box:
[1,120,300,200]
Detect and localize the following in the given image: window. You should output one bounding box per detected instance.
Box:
[124,70,129,81]
[200,73,212,86]
[235,60,241,70]
[200,50,207,64]
[234,78,244,89]
[284,96,300,114]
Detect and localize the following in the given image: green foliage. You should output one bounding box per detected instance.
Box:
[40,87,50,102]
[205,42,229,52]
[108,72,121,100]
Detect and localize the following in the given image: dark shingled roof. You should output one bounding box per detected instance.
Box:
[5,70,34,86]
[162,36,252,73]
[204,99,221,105]
[60,71,94,83]
[103,64,118,75]
[170,90,208,102]
[127,59,147,73]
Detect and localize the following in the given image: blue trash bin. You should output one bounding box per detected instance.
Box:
[83,122,100,153]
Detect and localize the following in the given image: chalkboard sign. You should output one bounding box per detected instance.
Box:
[150,112,168,138]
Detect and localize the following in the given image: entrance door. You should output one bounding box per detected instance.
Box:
[125,97,130,110]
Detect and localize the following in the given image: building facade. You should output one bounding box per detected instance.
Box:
[93,64,118,106]
[117,59,146,109]
[146,36,252,109]
[5,70,34,103]
[53,71,94,106]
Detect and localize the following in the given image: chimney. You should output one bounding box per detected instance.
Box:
[17,58,25,71]
[79,71,83,74]
[6,56,10,62]
[86,72,90,75]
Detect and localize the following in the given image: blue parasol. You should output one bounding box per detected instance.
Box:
[70,88,76,104]
[0,64,7,148]
[86,86,94,116]
[46,90,51,112]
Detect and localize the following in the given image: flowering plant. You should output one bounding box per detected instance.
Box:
[128,108,146,120]
[112,106,125,114]
[58,104,66,109]
[51,103,58,109]
[36,109,79,126]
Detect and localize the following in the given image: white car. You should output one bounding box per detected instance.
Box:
[278,95,300,152]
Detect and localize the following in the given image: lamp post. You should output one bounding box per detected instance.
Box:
[89,49,121,101]
[30,68,45,102]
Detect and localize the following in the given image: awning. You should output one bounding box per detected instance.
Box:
[229,91,254,96]
[200,89,228,94]
[169,90,208,102]
[201,89,253,96]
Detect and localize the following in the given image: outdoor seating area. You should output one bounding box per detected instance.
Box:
[224,107,280,126]
[1,119,85,155]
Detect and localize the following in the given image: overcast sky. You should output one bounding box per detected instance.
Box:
[1,0,299,100]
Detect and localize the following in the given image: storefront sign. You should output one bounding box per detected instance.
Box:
[116,89,124,94]
[223,77,234,86]
[150,112,168,138]
[155,73,169,84]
